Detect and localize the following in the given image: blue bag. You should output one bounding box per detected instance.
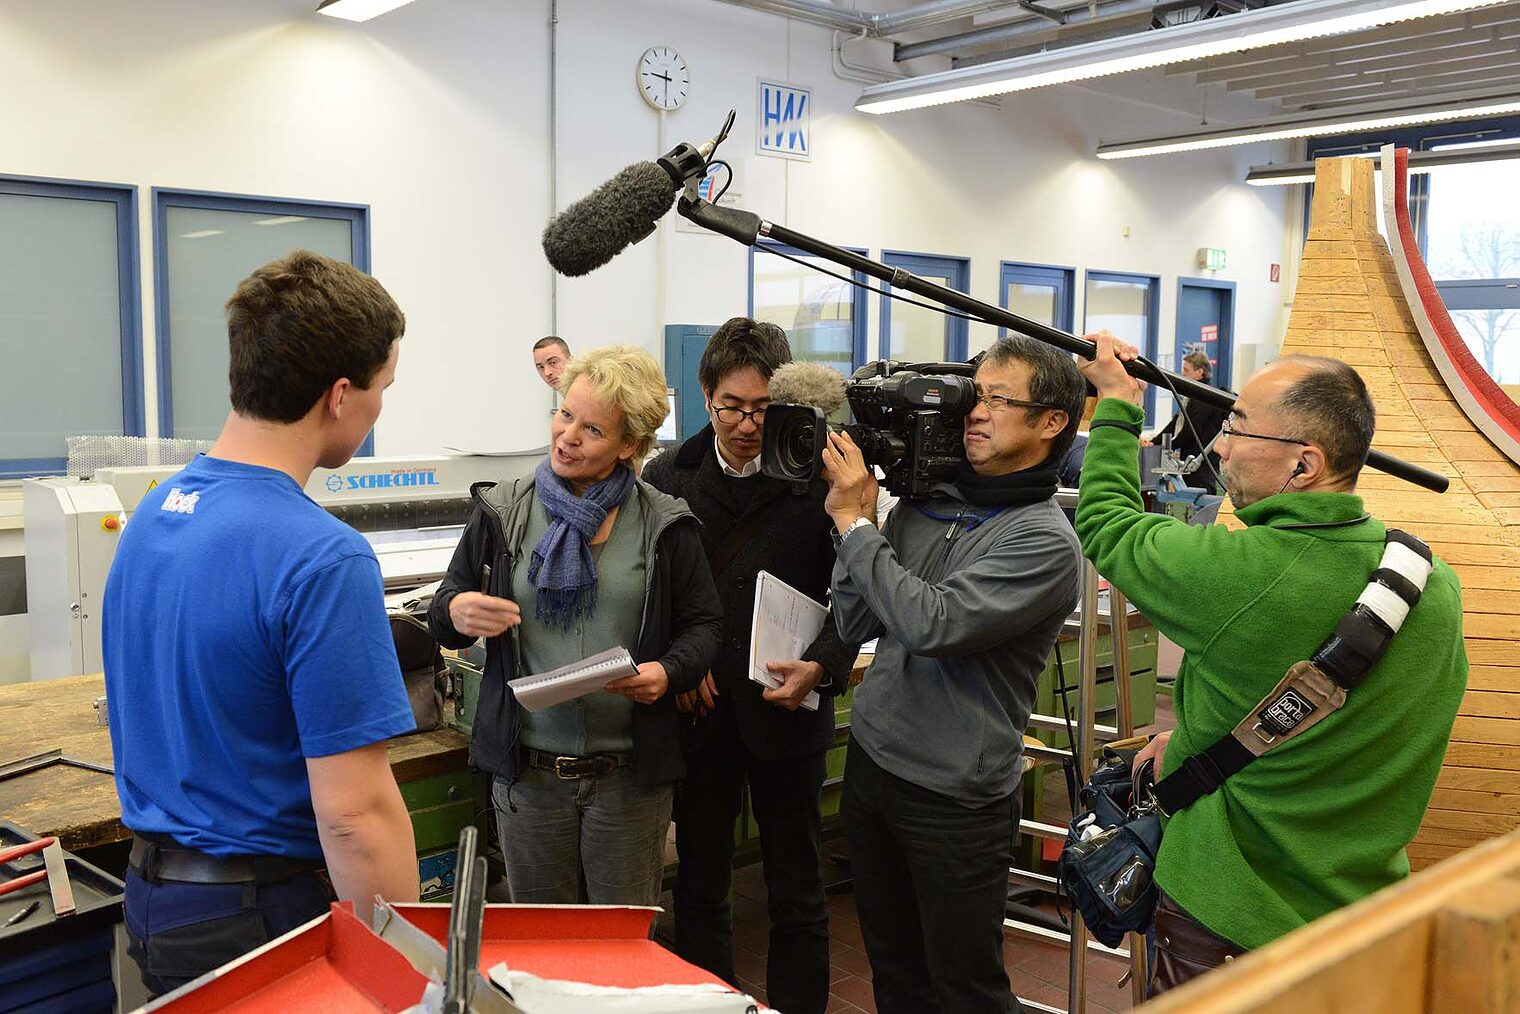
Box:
[1056,751,1163,948]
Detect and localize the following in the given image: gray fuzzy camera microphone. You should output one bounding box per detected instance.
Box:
[767,362,848,416]
[761,362,849,484]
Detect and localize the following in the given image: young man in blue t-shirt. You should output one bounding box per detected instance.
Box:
[103,250,420,996]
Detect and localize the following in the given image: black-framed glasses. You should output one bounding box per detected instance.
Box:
[975,393,1063,413]
[1220,413,1310,447]
[709,404,766,425]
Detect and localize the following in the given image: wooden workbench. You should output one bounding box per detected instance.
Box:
[0,673,470,852]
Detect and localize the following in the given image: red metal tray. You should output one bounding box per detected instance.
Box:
[145,903,429,1013]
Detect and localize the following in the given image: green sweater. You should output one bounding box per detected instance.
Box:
[1075,399,1468,950]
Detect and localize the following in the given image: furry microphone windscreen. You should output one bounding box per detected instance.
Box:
[541,161,677,277]
[768,361,848,415]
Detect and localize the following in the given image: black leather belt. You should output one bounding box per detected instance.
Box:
[129,834,323,886]
[524,748,631,780]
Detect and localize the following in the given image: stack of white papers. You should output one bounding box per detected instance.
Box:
[749,571,827,712]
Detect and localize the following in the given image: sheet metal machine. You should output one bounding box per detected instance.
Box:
[22,454,539,682]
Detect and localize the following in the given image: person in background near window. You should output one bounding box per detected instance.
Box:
[644,317,857,1014]
[1155,350,1229,490]
[533,336,572,392]
[429,344,721,909]
[104,250,419,998]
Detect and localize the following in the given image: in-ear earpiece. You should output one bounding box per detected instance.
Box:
[1291,462,1307,479]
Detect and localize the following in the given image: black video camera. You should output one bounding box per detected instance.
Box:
[761,360,978,499]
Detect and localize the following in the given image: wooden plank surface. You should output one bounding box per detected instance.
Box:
[0,673,468,851]
[1145,828,1520,1013]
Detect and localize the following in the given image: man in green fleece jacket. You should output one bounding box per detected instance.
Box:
[1075,333,1466,995]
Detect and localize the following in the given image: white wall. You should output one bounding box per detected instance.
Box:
[1,0,1291,463]
[0,0,1296,680]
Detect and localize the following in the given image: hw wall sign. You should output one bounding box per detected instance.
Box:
[757,80,810,161]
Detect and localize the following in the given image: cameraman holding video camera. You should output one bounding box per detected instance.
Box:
[824,335,1085,1014]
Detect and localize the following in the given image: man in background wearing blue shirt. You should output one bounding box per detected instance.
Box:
[103,250,420,996]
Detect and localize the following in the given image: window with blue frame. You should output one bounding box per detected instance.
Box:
[985,261,1075,357]
[0,175,142,478]
[749,239,868,377]
[880,250,970,363]
[153,190,372,450]
[1307,116,1520,385]
[1084,270,1161,425]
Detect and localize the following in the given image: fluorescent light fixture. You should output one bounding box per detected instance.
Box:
[1246,139,1520,185]
[1099,88,1520,159]
[252,216,309,226]
[316,0,419,23]
[855,0,1507,114]
[178,230,225,239]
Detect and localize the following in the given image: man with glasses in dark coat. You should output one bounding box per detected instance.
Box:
[644,317,857,1014]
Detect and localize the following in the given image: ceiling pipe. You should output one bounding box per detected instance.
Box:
[896,0,1184,62]
[710,0,1022,36]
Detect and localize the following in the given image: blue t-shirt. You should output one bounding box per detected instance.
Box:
[102,455,416,858]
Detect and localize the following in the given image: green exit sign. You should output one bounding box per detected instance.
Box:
[1198,247,1227,270]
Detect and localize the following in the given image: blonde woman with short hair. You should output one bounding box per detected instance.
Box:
[429,344,722,904]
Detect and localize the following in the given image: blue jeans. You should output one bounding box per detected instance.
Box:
[494,766,673,906]
[123,868,331,998]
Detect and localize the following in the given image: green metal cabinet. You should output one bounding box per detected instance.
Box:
[1033,622,1159,740]
[401,767,491,901]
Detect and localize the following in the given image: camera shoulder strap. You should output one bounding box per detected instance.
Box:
[1151,529,1433,818]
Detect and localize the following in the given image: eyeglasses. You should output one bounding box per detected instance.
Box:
[1220,413,1309,447]
[710,404,766,425]
[974,393,1063,413]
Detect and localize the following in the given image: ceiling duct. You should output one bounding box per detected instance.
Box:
[854,0,1511,114]
[709,0,1022,36]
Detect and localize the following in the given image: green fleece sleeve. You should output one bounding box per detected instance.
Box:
[1074,399,1287,655]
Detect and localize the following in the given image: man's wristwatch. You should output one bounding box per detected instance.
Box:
[834,516,875,546]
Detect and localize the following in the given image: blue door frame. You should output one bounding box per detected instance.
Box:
[152,188,373,453]
[998,261,1075,339]
[880,250,971,363]
[1176,276,1237,390]
[748,239,869,372]
[0,174,143,478]
[1084,269,1161,424]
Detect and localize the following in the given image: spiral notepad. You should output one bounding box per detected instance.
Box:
[507,646,639,713]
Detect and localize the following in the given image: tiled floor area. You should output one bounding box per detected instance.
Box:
[674,853,1138,1014]
[654,691,1176,1012]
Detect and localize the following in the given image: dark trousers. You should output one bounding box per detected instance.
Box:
[673,717,831,1014]
[1148,889,1246,997]
[841,738,1021,1014]
[124,867,332,998]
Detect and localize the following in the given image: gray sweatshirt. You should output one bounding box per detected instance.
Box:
[832,489,1082,806]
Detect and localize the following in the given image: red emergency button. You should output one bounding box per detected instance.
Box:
[102,516,121,532]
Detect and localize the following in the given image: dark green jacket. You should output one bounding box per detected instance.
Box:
[1076,398,1468,949]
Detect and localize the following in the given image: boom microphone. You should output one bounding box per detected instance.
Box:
[543,110,738,278]
[541,161,676,277]
[768,361,848,414]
